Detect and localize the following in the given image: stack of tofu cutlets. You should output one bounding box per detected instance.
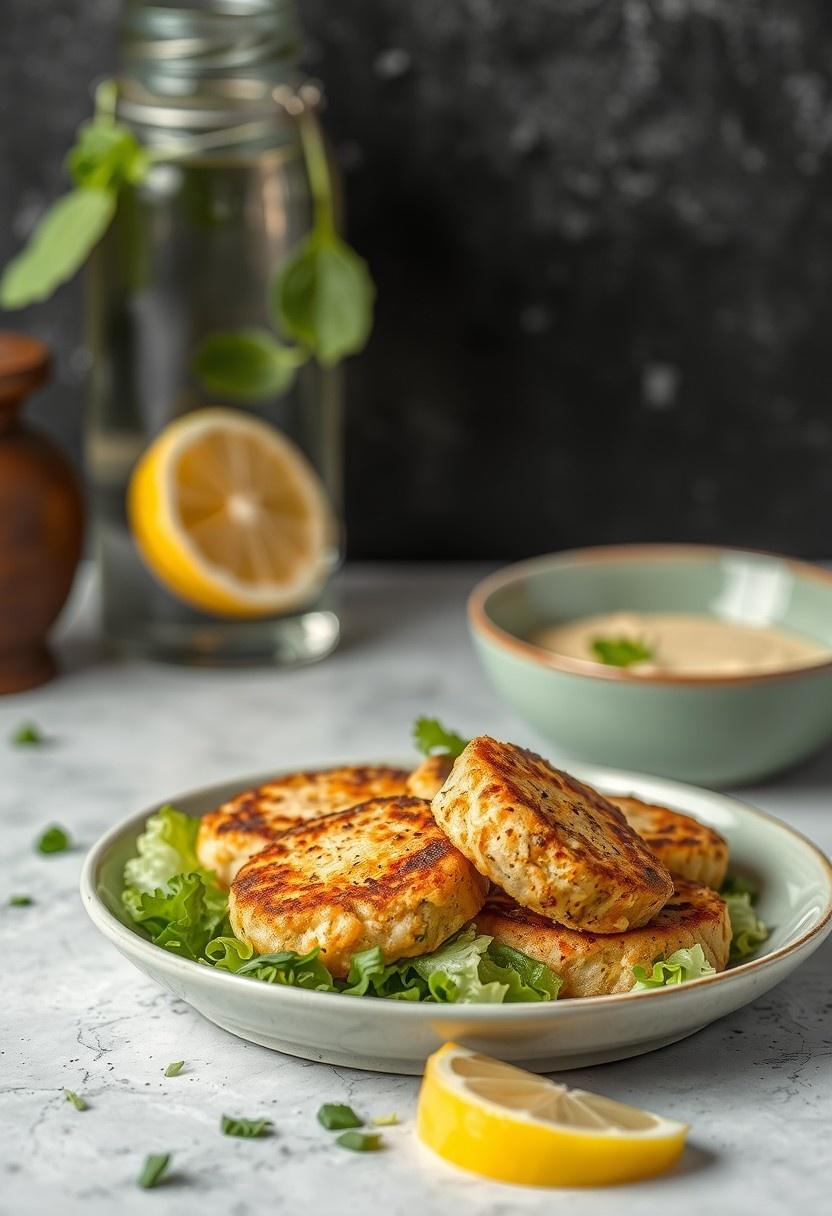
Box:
[197,737,732,994]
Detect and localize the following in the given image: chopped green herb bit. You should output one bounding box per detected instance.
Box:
[590,636,654,667]
[8,894,32,906]
[36,825,71,854]
[371,1113,398,1126]
[164,1061,184,1077]
[137,1153,171,1189]
[412,716,468,758]
[11,721,43,746]
[64,1089,87,1111]
[317,1102,362,1130]
[221,1114,272,1138]
[336,1130,382,1152]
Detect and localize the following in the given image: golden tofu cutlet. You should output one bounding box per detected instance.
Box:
[431,737,673,933]
[477,880,731,998]
[197,765,410,886]
[229,796,489,978]
[406,754,455,800]
[608,795,729,889]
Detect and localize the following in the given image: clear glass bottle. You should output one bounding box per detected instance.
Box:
[87,0,342,664]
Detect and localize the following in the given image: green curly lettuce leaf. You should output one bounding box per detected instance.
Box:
[123,805,201,894]
[122,872,228,961]
[631,943,716,990]
[236,947,338,991]
[723,891,769,961]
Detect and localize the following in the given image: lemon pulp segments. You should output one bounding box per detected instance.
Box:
[417,1043,687,1187]
[127,408,333,618]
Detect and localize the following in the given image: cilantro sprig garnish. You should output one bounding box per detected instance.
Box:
[590,636,654,667]
[412,717,469,759]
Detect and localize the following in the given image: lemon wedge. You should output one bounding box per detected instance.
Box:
[127,408,334,618]
[417,1043,687,1187]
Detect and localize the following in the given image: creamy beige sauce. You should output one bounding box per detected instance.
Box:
[531,612,830,676]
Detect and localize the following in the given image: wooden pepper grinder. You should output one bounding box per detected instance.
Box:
[0,332,84,692]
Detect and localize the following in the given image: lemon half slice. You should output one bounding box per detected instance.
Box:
[417,1043,687,1187]
[127,408,334,618]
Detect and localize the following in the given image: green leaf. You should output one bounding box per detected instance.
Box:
[192,328,306,400]
[123,805,201,894]
[204,934,254,972]
[122,871,227,962]
[221,1114,272,1138]
[723,891,769,961]
[720,874,759,903]
[8,895,33,907]
[317,1103,362,1130]
[164,1061,184,1077]
[412,717,468,759]
[137,1153,171,1189]
[631,943,716,990]
[10,721,43,746]
[481,941,563,1002]
[64,1089,87,1111]
[236,946,337,991]
[0,188,115,309]
[67,120,149,191]
[336,1130,382,1152]
[36,825,71,855]
[590,636,654,667]
[271,230,374,366]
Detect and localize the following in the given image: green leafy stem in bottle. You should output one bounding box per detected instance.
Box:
[0,81,374,396]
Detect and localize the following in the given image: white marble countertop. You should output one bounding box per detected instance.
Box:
[3,563,831,1215]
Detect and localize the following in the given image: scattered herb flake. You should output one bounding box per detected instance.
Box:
[137,1153,171,1189]
[317,1103,362,1130]
[336,1130,382,1152]
[590,636,654,667]
[412,716,468,758]
[221,1114,272,1138]
[371,1113,398,1126]
[11,721,43,746]
[8,894,32,906]
[64,1089,87,1111]
[164,1060,184,1077]
[36,825,71,855]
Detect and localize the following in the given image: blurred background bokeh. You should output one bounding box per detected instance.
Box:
[4,0,832,559]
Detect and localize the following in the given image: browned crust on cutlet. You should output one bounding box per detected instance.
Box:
[431,737,673,932]
[196,765,411,885]
[608,795,729,888]
[232,796,461,914]
[229,795,488,976]
[478,879,731,996]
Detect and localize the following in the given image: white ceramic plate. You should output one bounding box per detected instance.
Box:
[81,764,832,1075]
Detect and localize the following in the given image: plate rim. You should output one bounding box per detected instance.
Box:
[80,761,832,1019]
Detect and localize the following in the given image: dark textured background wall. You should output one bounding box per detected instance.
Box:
[3,1,832,559]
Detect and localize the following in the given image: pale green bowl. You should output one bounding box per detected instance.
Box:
[469,544,832,785]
